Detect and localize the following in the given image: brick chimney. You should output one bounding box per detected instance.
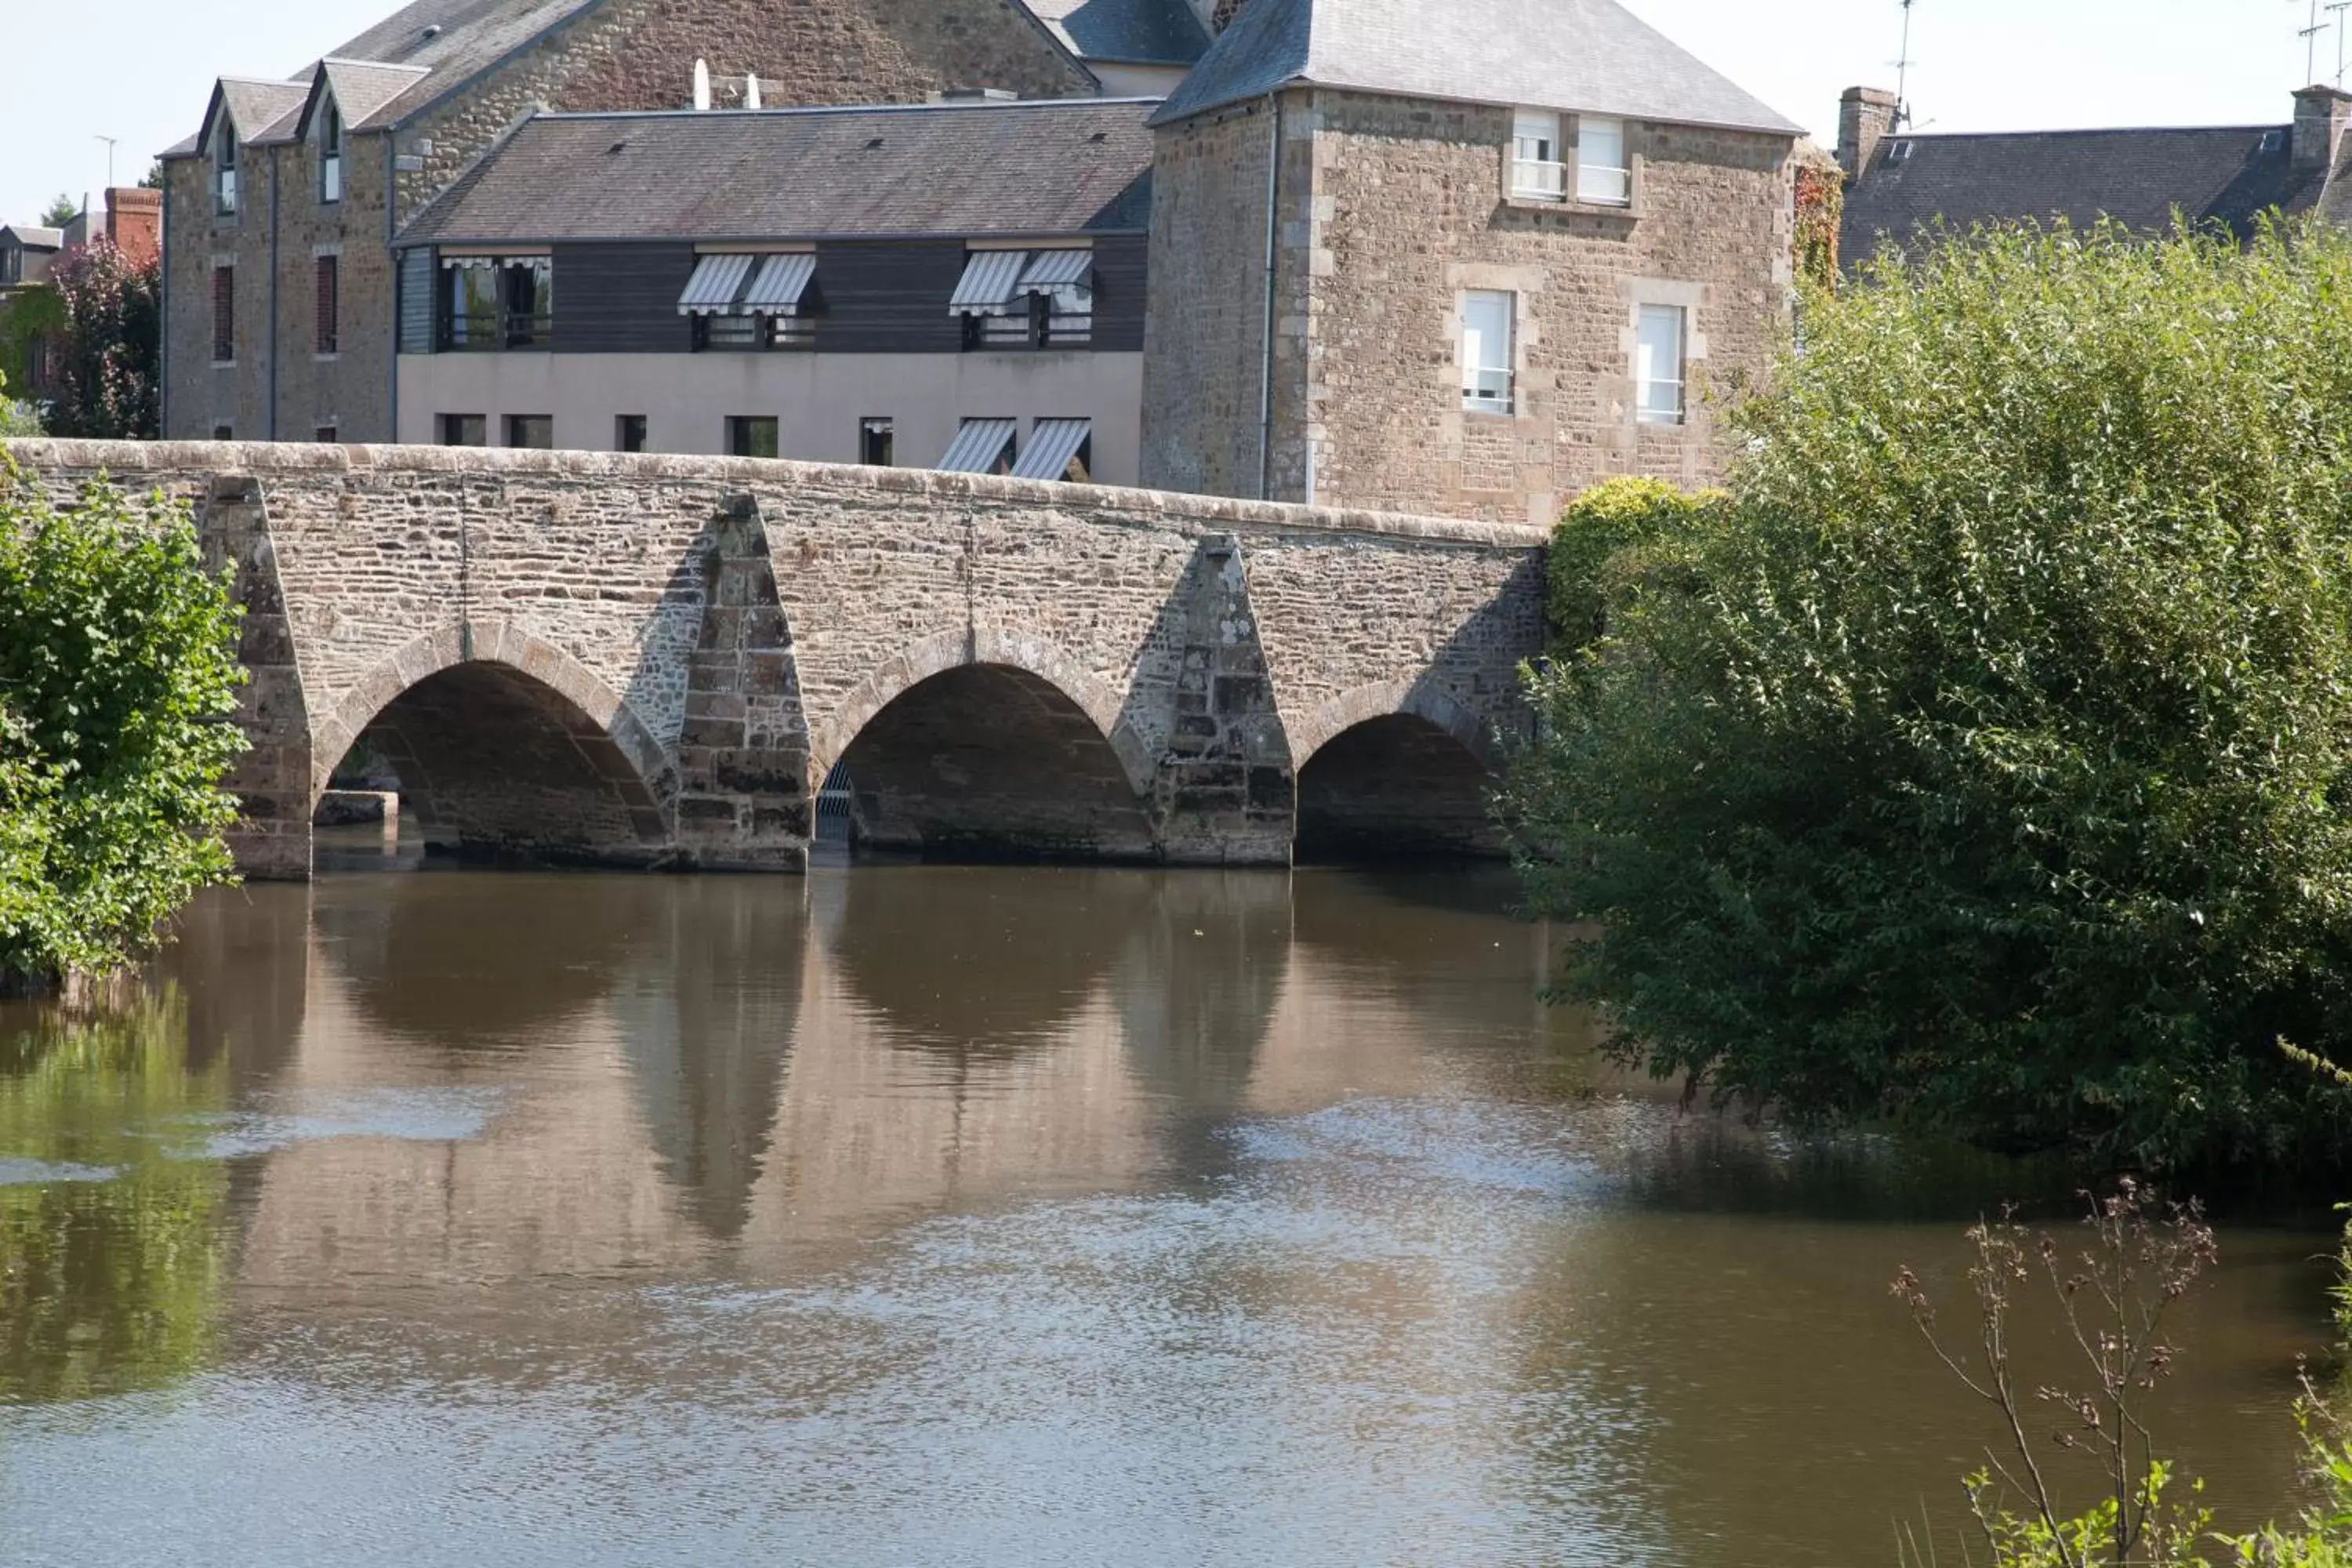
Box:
[2293,85,2352,169]
[103,188,161,270]
[1837,85,1900,177]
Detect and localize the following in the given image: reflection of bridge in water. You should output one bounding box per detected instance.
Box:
[165,870,1562,1292]
[10,440,1547,875]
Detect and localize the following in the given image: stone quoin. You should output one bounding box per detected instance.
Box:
[6,439,1544,877]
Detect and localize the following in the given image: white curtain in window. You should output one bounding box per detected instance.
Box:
[1635,303,1684,423]
[1461,290,1514,412]
[1577,116,1630,204]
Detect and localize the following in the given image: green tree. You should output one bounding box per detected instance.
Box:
[0,462,246,993]
[36,194,77,230]
[1504,220,2352,1173]
[41,238,160,439]
[136,162,164,192]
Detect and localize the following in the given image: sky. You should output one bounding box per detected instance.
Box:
[0,0,2326,227]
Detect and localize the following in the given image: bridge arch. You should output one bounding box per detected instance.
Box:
[313,620,673,865]
[1290,679,1504,862]
[819,627,1157,862]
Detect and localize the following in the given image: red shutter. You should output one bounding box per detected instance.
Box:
[315,256,339,355]
[212,267,234,362]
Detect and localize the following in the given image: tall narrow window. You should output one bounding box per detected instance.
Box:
[727,416,779,459]
[1460,290,1515,415]
[319,101,343,203]
[213,118,238,216]
[1577,116,1631,205]
[1635,304,1686,424]
[315,255,339,354]
[211,265,235,363]
[615,415,648,453]
[860,418,895,466]
[1511,109,1564,200]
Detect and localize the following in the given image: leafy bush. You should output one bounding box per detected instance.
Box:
[41,238,160,441]
[1545,476,1722,656]
[0,462,246,991]
[1504,220,2352,1171]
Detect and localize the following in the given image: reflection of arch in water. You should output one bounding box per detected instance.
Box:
[823,630,1156,864]
[313,623,672,867]
[1114,871,1292,1156]
[1290,681,1503,862]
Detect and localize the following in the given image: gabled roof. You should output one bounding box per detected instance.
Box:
[397,98,1157,245]
[1023,0,1209,66]
[298,58,435,139]
[1842,125,2318,260]
[0,227,64,252]
[202,78,314,151]
[1149,0,1801,134]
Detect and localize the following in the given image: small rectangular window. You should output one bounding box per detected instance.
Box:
[315,255,339,355]
[1577,116,1632,205]
[860,418,895,466]
[211,266,235,363]
[440,413,486,447]
[615,415,648,453]
[1511,108,1565,200]
[1636,304,1686,425]
[506,415,554,450]
[211,423,234,441]
[727,416,779,459]
[315,426,339,443]
[1460,290,1515,415]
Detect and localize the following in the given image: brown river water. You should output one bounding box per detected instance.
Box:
[0,840,2336,1566]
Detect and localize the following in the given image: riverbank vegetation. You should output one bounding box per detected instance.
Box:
[1504,220,2352,1177]
[0,463,245,993]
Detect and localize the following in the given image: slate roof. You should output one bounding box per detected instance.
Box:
[0,227,65,252]
[1024,0,1209,64]
[311,57,436,134]
[216,78,313,145]
[1149,0,1800,133]
[397,98,1158,245]
[1842,125,2320,261]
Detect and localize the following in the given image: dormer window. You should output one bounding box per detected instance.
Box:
[1511,109,1565,200]
[319,101,343,204]
[213,117,238,217]
[1577,116,1632,205]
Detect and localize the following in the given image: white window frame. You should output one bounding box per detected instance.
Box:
[1460,289,1515,416]
[1577,115,1632,206]
[1510,108,1565,201]
[1635,303,1686,425]
[319,100,343,205]
[213,118,238,217]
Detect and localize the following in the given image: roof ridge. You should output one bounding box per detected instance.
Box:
[1893,123,2287,141]
[535,96,1163,122]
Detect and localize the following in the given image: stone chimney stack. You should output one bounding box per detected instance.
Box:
[2293,85,2352,169]
[1837,85,1900,176]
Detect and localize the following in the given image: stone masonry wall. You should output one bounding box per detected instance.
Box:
[5,439,1543,874]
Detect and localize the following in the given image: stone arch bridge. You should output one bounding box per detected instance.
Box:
[9,441,1547,878]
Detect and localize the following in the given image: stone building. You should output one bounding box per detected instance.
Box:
[1837,81,2352,263]
[1138,0,1805,524]
[155,0,1225,443]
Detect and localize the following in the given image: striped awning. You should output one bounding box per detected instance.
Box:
[937,418,1018,474]
[949,250,1027,315]
[677,252,755,315]
[1011,418,1092,482]
[743,252,816,313]
[1018,250,1092,291]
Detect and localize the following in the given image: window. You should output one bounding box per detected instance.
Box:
[951,249,1093,350]
[0,250,18,286]
[1460,290,1514,415]
[1635,304,1686,424]
[694,314,811,351]
[211,266,234,363]
[1511,109,1565,200]
[937,417,1017,474]
[440,413,486,447]
[1577,116,1632,205]
[441,256,551,350]
[319,102,343,204]
[726,416,779,459]
[315,426,339,443]
[213,117,238,216]
[211,423,233,441]
[615,416,648,453]
[506,415,554,449]
[682,252,815,350]
[315,256,339,355]
[859,418,894,466]
[1011,419,1092,483]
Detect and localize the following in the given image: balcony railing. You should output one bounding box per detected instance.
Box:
[441,310,553,351]
[1576,163,1633,206]
[1511,158,1566,200]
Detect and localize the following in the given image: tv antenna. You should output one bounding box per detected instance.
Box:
[93,134,117,191]
[2302,0,2330,85]
[1893,0,1919,129]
[2331,0,2352,84]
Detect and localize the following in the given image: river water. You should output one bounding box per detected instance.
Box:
[0,850,2334,1566]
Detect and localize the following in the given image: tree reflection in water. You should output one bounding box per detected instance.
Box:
[0,990,228,1404]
